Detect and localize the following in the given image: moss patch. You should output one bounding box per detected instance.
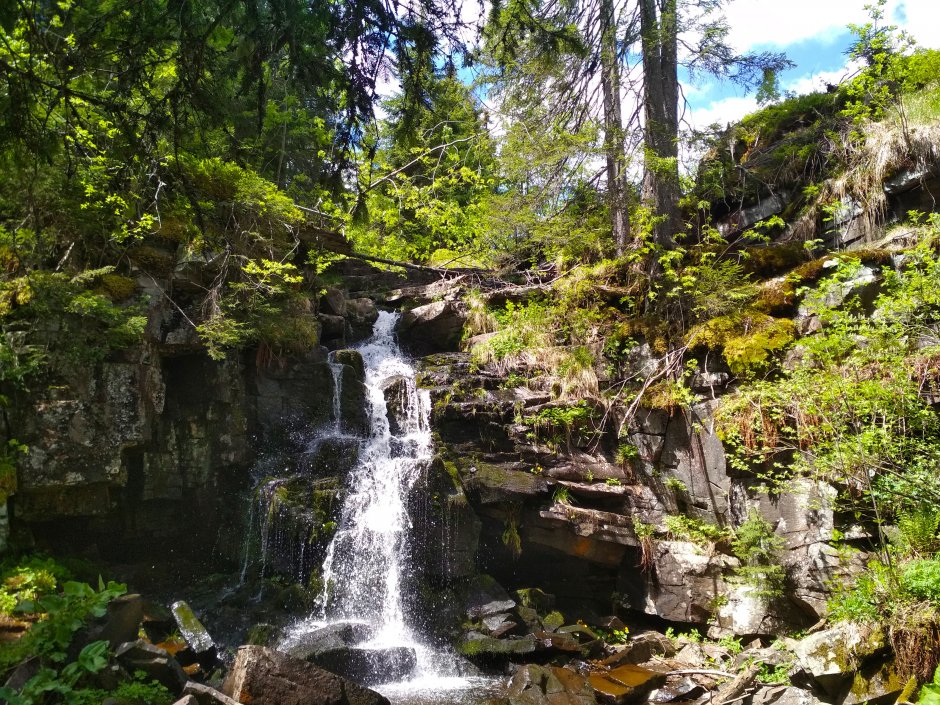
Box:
[687,312,796,376]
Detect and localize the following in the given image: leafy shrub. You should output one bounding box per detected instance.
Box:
[900,560,940,604]
[730,511,786,598]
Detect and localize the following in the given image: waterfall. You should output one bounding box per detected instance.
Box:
[316,311,431,634]
[278,311,494,701]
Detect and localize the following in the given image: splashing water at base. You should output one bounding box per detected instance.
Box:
[280,312,496,701]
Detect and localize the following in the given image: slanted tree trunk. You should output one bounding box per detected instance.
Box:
[600,0,632,255]
[640,0,682,248]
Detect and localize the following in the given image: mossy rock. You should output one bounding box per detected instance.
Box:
[128,245,175,276]
[687,311,796,376]
[514,588,556,614]
[97,274,137,302]
[742,243,809,278]
[333,349,365,381]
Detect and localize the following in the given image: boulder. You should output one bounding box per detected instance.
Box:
[648,678,705,703]
[88,593,145,649]
[171,601,217,664]
[318,314,347,348]
[460,633,538,660]
[280,622,375,661]
[115,640,187,693]
[379,376,410,435]
[182,682,241,705]
[842,660,905,705]
[222,645,389,705]
[320,287,347,317]
[333,349,365,382]
[623,540,737,624]
[397,301,466,354]
[600,632,677,667]
[309,646,417,686]
[338,365,369,436]
[345,298,379,342]
[514,588,556,614]
[508,664,598,705]
[791,623,886,696]
[751,686,825,705]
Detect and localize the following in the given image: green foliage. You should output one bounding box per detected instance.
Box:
[758,662,792,685]
[916,666,940,705]
[717,243,940,522]
[664,514,730,547]
[900,560,940,604]
[0,556,67,616]
[0,270,146,386]
[730,511,786,598]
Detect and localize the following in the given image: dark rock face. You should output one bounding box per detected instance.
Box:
[379,375,409,435]
[338,364,369,436]
[222,645,390,705]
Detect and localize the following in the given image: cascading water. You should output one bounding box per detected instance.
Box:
[279,311,501,703]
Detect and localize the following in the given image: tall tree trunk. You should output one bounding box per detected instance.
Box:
[600,0,632,256]
[640,0,681,248]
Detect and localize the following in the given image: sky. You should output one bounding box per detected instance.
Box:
[684,0,940,129]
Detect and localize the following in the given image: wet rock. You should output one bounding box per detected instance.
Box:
[303,438,360,478]
[319,313,348,348]
[465,575,516,618]
[309,646,417,686]
[469,599,518,620]
[586,664,666,704]
[483,612,516,634]
[508,664,597,705]
[397,300,466,354]
[345,298,379,342]
[182,681,241,705]
[115,640,187,693]
[460,633,538,660]
[648,678,705,703]
[542,612,565,632]
[280,622,376,661]
[380,375,410,435]
[171,601,216,664]
[338,364,369,435]
[222,645,390,705]
[462,464,550,505]
[334,349,365,382]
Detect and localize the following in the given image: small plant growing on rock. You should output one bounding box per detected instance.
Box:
[730,510,786,598]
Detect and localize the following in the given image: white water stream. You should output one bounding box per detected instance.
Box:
[279,312,498,702]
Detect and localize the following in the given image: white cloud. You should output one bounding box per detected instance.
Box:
[722,0,940,53]
[784,61,862,96]
[898,1,940,49]
[723,0,872,50]
[687,95,759,130]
